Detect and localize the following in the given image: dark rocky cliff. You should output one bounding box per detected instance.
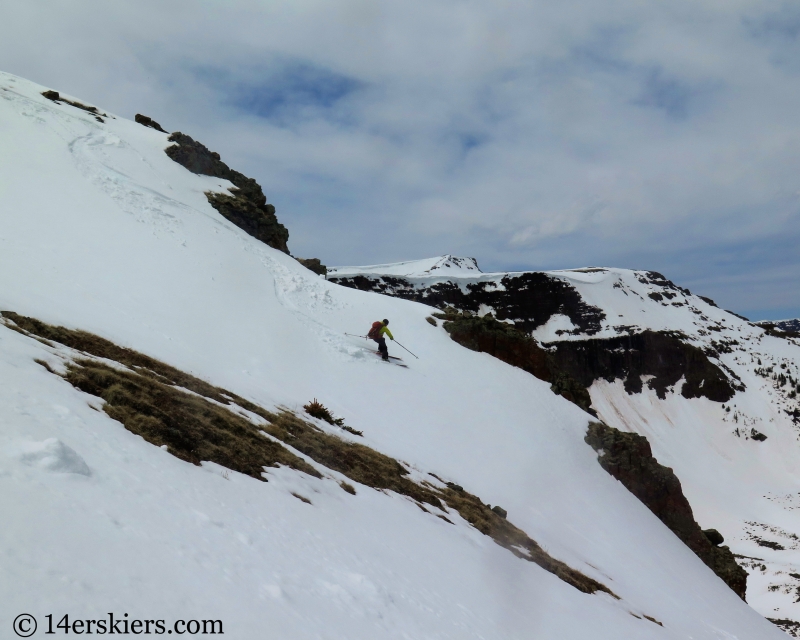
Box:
[549,330,738,402]
[165,132,290,253]
[435,309,737,409]
[332,272,606,335]
[437,311,593,413]
[585,422,748,599]
[333,270,740,405]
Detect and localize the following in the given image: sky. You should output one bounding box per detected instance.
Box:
[1,0,799,319]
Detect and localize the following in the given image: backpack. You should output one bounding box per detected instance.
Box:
[367,321,383,340]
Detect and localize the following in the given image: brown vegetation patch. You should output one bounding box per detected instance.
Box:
[261,410,443,509]
[33,358,56,374]
[3,311,237,404]
[304,398,343,425]
[64,358,320,481]
[436,484,616,597]
[4,310,614,598]
[304,398,362,435]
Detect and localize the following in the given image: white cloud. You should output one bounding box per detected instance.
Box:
[1,0,798,317]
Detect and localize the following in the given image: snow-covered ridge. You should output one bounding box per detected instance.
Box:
[0,70,785,638]
[330,256,800,626]
[330,260,754,343]
[328,255,481,278]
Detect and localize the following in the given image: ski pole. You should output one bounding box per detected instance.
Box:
[345,333,368,339]
[393,340,419,359]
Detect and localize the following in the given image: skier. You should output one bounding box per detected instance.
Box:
[367,319,394,361]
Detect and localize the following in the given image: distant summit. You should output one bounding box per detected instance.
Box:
[328,255,481,279]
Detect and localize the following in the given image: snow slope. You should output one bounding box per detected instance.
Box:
[0,71,784,638]
[329,255,482,278]
[330,256,800,628]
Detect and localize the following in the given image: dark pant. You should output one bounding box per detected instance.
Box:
[374,337,388,358]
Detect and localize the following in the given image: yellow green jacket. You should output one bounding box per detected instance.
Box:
[379,325,394,340]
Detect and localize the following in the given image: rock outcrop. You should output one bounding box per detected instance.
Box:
[436,309,736,411]
[165,133,289,253]
[331,271,606,335]
[585,421,747,599]
[296,258,327,276]
[41,90,107,121]
[332,268,740,405]
[135,114,167,133]
[548,330,738,402]
[437,310,593,413]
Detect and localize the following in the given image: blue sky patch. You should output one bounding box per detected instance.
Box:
[196,61,364,124]
[633,69,695,120]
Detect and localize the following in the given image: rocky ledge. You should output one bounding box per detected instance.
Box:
[585,421,748,599]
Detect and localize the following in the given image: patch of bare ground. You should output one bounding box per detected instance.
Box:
[41,90,108,121]
[64,358,320,481]
[431,481,615,596]
[262,410,443,509]
[2,310,615,597]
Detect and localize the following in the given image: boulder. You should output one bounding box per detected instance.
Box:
[135,114,167,133]
[491,506,508,519]
[296,258,327,276]
[703,529,725,546]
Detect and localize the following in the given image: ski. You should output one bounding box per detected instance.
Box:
[367,349,408,367]
[369,350,403,361]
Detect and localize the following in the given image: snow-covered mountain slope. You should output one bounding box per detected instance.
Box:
[331,255,482,278]
[0,70,785,639]
[330,257,800,631]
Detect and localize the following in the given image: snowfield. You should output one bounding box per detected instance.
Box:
[331,255,800,629]
[0,71,787,638]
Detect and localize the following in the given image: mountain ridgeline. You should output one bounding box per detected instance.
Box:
[329,263,742,408]
[327,257,781,599]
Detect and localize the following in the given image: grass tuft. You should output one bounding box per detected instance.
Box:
[303,398,344,426]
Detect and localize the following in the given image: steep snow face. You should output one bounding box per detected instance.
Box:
[331,258,800,626]
[0,71,784,639]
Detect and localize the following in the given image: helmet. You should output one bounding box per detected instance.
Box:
[383,319,389,325]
